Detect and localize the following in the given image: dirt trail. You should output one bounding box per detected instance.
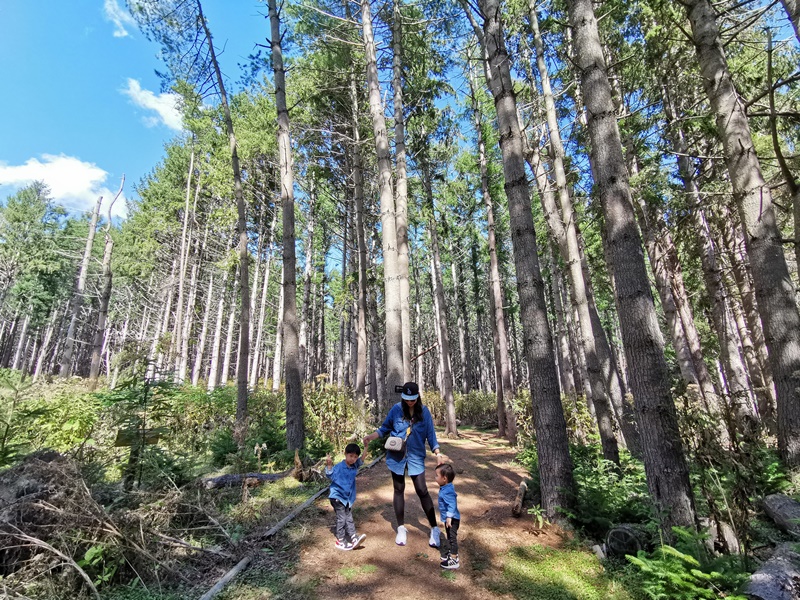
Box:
[294,429,564,600]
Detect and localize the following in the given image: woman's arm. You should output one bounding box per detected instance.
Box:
[424,407,441,459]
[362,405,397,447]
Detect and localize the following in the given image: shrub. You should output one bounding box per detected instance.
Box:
[569,445,651,538]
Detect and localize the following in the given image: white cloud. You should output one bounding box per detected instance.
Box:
[104,0,137,38]
[121,78,183,131]
[0,155,128,219]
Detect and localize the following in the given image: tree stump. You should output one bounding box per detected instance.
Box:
[512,481,528,517]
[606,524,648,557]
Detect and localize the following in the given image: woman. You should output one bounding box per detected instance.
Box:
[363,381,444,546]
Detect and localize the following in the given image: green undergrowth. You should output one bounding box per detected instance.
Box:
[488,545,635,600]
[338,563,377,581]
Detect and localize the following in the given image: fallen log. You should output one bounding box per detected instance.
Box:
[762,494,800,536]
[198,454,384,600]
[202,469,293,489]
[744,543,800,600]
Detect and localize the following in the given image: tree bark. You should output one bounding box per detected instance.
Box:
[392,0,412,382]
[299,188,316,383]
[269,0,303,451]
[684,0,800,465]
[349,64,369,405]
[192,274,214,387]
[89,182,123,390]
[566,0,696,533]
[272,268,285,391]
[172,149,195,378]
[60,195,102,377]
[249,209,278,389]
[220,272,238,386]
[450,238,471,395]
[470,0,575,517]
[525,8,619,463]
[361,0,403,394]
[207,270,228,391]
[422,160,458,438]
[467,62,514,441]
[780,0,800,45]
[197,2,250,447]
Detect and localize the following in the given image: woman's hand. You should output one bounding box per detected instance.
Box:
[436,452,446,465]
[362,432,378,448]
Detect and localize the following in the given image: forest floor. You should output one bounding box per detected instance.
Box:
[219,428,570,600]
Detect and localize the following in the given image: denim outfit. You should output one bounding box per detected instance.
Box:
[438,482,461,557]
[376,403,439,476]
[326,458,363,542]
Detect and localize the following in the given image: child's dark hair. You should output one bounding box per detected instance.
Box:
[436,463,455,483]
[345,442,362,456]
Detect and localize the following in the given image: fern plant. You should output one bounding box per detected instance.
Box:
[627,527,749,599]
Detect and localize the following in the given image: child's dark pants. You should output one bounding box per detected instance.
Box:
[439,518,460,558]
[330,498,356,542]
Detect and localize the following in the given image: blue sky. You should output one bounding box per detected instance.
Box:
[0,1,267,218]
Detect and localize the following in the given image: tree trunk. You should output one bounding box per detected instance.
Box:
[178,227,204,383]
[272,268,285,391]
[337,207,349,387]
[567,0,696,533]
[780,0,800,45]
[392,0,412,382]
[172,150,195,377]
[250,209,278,389]
[299,187,316,383]
[11,314,30,371]
[469,0,575,517]
[220,275,238,386]
[192,274,214,387]
[89,226,114,390]
[269,0,304,448]
[60,195,102,377]
[361,0,403,394]
[468,63,514,440]
[207,269,229,391]
[549,246,577,402]
[422,161,458,438]
[685,0,800,465]
[720,212,774,402]
[33,309,59,382]
[149,259,177,378]
[450,239,471,395]
[349,61,369,405]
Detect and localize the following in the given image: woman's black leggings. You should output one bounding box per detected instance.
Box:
[391,471,437,527]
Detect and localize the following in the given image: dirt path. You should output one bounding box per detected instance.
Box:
[294,429,564,600]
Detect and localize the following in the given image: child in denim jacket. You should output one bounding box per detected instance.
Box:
[435,462,461,569]
[325,443,366,550]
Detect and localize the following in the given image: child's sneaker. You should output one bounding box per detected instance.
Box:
[395,525,408,546]
[441,555,460,569]
[352,533,367,548]
[335,539,354,551]
[429,527,440,547]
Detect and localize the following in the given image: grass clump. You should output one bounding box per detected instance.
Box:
[489,545,634,600]
[338,564,377,581]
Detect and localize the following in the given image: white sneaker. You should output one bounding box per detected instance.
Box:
[429,526,441,547]
[395,525,408,546]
